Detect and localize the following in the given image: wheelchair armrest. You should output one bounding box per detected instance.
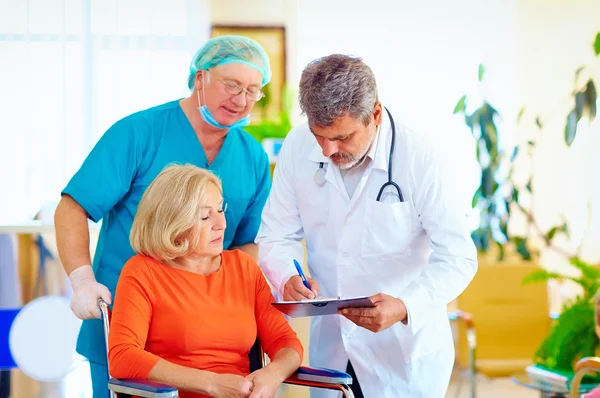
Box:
[285,366,353,385]
[108,377,178,398]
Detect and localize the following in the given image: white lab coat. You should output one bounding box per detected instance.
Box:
[256,110,477,398]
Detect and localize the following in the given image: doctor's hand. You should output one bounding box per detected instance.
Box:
[283,276,320,301]
[338,293,407,333]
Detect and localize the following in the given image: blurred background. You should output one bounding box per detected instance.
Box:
[0,0,599,397]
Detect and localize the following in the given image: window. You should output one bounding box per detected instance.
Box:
[0,0,209,221]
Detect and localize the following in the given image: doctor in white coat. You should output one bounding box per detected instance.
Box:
[256,54,477,398]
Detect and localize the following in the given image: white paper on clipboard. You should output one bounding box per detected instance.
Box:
[271,296,375,318]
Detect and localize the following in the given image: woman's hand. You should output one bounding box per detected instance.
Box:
[209,373,253,398]
[245,365,285,398]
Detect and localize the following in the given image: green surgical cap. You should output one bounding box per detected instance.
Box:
[187,35,272,89]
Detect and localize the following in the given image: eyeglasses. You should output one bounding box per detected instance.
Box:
[207,70,264,102]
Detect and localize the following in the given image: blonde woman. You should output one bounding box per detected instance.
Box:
[108,164,303,398]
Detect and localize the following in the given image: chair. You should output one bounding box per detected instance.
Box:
[448,311,477,398]
[570,357,600,398]
[99,300,355,398]
[455,263,554,378]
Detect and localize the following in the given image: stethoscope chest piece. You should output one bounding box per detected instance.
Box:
[314,162,326,187]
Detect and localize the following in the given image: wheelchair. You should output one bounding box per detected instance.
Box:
[99,300,355,397]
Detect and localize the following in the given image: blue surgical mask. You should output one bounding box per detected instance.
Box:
[196,88,251,130]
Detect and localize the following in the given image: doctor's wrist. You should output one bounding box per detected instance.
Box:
[397,298,409,325]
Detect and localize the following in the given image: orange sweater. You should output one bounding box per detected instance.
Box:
[108,250,303,398]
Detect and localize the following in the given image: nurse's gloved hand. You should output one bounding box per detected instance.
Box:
[283,276,320,301]
[68,265,112,320]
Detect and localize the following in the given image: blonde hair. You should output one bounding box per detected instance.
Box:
[130,164,222,263]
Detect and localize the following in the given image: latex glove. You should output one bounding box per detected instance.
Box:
[68,265,112,319]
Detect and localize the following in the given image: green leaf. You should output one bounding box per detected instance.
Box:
[533,300,597,370]
[560,222,570,237]
[594,32,600,56]
[481,167,494,197]
[565,110,578,146]
[511,146,519,161]
[528,140,535,147]
[513,236,532,260]
[471,186,482,208]
[575,66,586,81]
[576,92,586,119]
[473,228,491,252]
[517,107,526,124]
[535,117,543,129]
[546,227,558,242]
[499,217,509,241]
[465,112,475,129]
[523,269,564,285]
[585,80,597,120]
[495,241,505,261]
[478,64,485,82]
[526,179,533,192]
[512,187,519,203]
[453,95,467,114]
[570,257,600,279]
[479,104,498,155]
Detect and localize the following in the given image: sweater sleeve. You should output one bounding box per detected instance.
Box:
[108,256,162,379]
[251,257,304,362]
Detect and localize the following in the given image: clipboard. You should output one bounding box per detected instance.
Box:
[272,296,375,318]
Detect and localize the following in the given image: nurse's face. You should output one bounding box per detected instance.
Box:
[310,103,383,169]
[196,63,263,127]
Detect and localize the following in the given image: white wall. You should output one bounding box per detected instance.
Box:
[515,0,600,275]
[296,0,519,216]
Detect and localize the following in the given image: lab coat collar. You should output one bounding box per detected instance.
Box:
[307,106,392,169]
[308,139,329,163]
[371,106,392,173]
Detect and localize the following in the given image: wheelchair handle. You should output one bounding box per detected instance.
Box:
[98,298,112,384]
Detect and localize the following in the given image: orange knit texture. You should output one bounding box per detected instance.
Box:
[108,250,303,398]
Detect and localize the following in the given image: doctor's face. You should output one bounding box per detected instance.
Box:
[310,104,383,169]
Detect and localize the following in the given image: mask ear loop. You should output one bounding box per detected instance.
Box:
[196,70,209,108]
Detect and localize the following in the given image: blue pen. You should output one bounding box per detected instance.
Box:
[293,259,311,290]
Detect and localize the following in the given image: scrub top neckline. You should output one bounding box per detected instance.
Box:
[176,101,234,170]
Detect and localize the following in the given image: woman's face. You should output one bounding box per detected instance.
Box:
[190,182,227,258]
[197,63,263,127]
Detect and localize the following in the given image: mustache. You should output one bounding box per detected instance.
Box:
[330,152,356,162]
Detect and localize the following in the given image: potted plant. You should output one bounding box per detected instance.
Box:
[520,31,600,377]
[453,31,600,378]
[452,64,552,377]
[452,62,580,376]
[244,83,294,143]
[523,257,600,371]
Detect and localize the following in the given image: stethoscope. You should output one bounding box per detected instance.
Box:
[314,107,404,203]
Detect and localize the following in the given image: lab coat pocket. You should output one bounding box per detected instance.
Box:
[393,320,446,363]
[361,199,411,258]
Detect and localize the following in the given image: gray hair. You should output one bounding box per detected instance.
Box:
[299,54,379,127]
